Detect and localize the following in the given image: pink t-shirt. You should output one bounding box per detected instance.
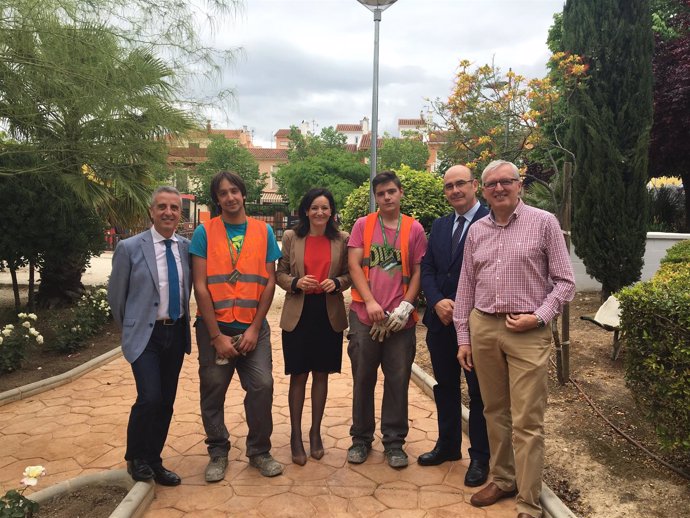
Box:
[348,214,427,327]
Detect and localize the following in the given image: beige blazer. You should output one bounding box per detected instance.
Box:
[276,229,351,332]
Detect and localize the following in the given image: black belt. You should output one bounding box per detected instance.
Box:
[156,318,184,326]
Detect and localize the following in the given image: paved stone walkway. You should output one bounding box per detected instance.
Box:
[0,299,516,517]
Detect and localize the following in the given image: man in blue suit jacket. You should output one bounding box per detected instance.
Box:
[108,186,192,486]
[419,165,490,486]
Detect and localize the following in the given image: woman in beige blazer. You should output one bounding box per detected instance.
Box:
[276,188,351,466]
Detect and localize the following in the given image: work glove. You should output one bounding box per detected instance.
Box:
[369,320,391,342]
[384,301,415,333]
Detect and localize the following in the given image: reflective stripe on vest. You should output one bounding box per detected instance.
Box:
[202,216,269,324]
[351,212,418,322]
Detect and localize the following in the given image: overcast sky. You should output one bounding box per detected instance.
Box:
[204,0,565,147]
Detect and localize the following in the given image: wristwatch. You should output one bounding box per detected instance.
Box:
[535,314,546,328]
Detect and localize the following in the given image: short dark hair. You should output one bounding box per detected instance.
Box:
[210,171,247,207]
[150,185,181,207]
[372,170,402,191]
[294,188,339,240]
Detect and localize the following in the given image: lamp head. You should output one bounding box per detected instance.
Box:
[357,0,398,12]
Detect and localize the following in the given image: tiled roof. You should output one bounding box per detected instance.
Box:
[261,191,287,204]
[274,129,291,138]
[168,147,207,157]
[336,124,363,132]
[398,118,425,127]
[345,143,358,153]
[248,148,289,160]
[210,129,243,139]
[358,134,382,150]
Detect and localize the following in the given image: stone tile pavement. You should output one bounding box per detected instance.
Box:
[0,299,517,517]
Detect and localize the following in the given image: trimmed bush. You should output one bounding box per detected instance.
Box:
[340,165,450,233]
[618,246,690,451]
[660,239,690,265]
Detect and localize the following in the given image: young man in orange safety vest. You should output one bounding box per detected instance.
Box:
[346,170,428,469]
[191,171,283,482]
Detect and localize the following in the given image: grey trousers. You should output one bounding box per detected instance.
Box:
[197,320,274,459]
[347,311,416,449]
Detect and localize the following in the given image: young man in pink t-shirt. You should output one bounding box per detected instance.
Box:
[347,171,427,468]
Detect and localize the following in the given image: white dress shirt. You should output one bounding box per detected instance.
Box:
[150,227,184,320]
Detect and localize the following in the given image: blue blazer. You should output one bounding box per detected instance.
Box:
[421,205,490,333]
[108,229,192,363]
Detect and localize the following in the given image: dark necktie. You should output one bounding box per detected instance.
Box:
[164,239,180,321]
[451,215,465,256]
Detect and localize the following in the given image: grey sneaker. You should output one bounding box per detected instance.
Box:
[205,456,228,483]
[385,448,408,468]
[249,453,283,477]
[347,443,370,464]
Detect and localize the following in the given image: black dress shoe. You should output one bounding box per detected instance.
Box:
[151,464,182,486]
[127,459,154,481]
[464,459,489,487]
[417,445,462,466]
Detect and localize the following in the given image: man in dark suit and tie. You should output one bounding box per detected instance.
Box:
[419,165,490,486]
[108,186,192,486]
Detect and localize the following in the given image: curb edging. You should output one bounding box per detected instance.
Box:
[28,469,154,518]
[0,347,122,407]
[410,362,579,518]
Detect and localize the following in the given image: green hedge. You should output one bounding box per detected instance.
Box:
[660,239,690,264]
[617,244,690,451]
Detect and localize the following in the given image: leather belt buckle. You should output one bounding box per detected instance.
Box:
[160,318,177,326]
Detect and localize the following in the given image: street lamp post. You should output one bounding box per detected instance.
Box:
[357,0,398,211]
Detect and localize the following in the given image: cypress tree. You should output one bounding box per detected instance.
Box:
[563,0,654,298]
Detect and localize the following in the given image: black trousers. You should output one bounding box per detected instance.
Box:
[125,320,186,465]
[426,324,490,462]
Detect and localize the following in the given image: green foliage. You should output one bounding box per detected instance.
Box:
[276,127,368,211]
[648,186,686,232]
[563,0,654,297]
[378,135,430,171]
[0,489,39,518]
[660,239,690,264]
[190,137,266,209]
[0,313,43,373]
[52,287,112,354]
[618,258,690,451]
[522,172,564,216]
[340,166,449,232]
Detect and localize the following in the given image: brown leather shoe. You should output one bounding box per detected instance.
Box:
[517,514,534,518]
[469,482,517,507]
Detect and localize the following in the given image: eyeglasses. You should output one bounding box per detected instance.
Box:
[443,179,473,191]
[483,178,520,190]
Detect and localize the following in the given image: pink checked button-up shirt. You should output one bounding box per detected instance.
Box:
[453,200,575,346]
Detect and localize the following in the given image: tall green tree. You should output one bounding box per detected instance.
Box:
[0,16,193,306]
[563,0,654,298]
[275,127,368,211]
[378,134,430,171]
[190,136,265,210]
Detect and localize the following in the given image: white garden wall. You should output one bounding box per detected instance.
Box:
[570,232,690,291]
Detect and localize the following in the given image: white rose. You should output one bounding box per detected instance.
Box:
[2,329,11,337]
[22,321,31,329]
[36,335,44,345]
[5,324,14,330]
[28,313,38,321]
[29,328,39,337]
[18,312,27,319]
[0,336,3,345]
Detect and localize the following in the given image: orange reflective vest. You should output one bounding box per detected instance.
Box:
[351,212,418,322]
[202,216,269,324]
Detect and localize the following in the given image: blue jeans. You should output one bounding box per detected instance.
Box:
[125,320,186,465]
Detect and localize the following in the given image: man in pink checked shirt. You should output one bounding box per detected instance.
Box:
[453,160,575,518]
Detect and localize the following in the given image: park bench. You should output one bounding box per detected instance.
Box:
[580,295,625,360]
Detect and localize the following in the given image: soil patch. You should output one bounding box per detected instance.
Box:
[34,484,128,518]
[0,320,120,394]
[415,291,690,518]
